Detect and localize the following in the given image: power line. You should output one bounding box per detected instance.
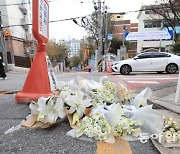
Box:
[2,15,91,28]
[0,0,60,6]
[50,15,90,23]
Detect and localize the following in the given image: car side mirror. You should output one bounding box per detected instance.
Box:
[133,57,137,60]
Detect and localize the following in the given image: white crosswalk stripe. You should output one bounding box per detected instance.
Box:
[119,74,178,85]
[127,81,159,84]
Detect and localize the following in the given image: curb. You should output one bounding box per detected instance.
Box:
[151,139,180,154]
[151,99,180,115]
[149,83,180,115]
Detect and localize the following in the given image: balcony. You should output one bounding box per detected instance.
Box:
[19,4,28,14]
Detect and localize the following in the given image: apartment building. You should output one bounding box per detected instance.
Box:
[137,4,179,53]
[59,39,80,58]
[0,0,35,68]
[69,39,80,58]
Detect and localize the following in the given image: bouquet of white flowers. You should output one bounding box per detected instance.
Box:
[60,88,92,127]
[21,94,66,128]
[112,115,142,137]
[75,112,112,142]
[89,80,118,106]
[162,116,180,144]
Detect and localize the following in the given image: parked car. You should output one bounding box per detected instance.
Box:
[111,52,180,75]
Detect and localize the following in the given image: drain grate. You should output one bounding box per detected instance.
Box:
[0,90,20,95]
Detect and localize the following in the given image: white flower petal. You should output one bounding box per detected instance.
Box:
[69,107,76,114]
[29,103,39,115]
[47,112,58,123]
[77,108,84,118]
[82,99,92,108]
[56,98,66,118]
[65,97,76,107]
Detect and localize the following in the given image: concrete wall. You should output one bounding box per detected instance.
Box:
[12,38,25,57]
[137,6,173,52]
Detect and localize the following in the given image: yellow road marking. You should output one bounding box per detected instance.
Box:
[97,139,132,154]
[0,90,20,95]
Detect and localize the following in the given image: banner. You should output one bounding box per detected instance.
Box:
[46,56,58,91]
[125,30,173,40]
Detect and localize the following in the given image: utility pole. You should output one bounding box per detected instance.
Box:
[0,12,8,70]
[97,0,103,62]
[104,5,108,55]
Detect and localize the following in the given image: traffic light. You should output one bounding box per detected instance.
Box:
[84,48,90,59]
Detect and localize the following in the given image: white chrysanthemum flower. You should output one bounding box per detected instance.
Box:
[76,112,112,141]
[165,131,172,139]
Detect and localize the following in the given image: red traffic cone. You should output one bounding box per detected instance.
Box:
[15,50,53,103]
[106,61,112,73]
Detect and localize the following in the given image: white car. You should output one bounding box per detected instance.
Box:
[111,52,180,75]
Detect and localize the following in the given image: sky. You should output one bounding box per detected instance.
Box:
[49,0,154,41]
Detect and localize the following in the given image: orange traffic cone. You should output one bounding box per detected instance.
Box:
[106,61,112,73]
[15,51,53,103]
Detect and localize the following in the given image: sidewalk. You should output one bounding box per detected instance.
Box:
[149,83,180,154]
[150,82,180,114]
[9,66,30,73]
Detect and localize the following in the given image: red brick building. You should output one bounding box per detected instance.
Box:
[112,19,138,58]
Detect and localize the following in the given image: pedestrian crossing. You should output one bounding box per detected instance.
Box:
[119,74,178,85]
[127,81,159,84]
[113,74,179,90]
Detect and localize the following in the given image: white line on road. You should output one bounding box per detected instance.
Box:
[120,75,177,78]
[123,77,177,80]
[127,81,159,84]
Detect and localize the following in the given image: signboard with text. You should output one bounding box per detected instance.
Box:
[38,0,48,38]
[125,30,173,40]
[46,56,58,91]
[33,0,49,43]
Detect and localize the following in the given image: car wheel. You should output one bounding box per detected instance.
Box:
[120,65,131,75]
[166,63,178,74]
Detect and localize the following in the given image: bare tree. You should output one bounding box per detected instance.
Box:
[150,0,180,41]
[84,12,114,48]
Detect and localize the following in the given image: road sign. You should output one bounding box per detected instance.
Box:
[33,0,49,43]
[38,0,48,38]
[107,34,112,40]
[4,28,11,37]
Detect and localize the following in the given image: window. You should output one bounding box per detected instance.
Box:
[137,53,152,59]
[145,9,155,14]
[144,21,161,28]
[153,52,171,58]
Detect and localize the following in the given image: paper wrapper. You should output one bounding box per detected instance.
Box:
[65,108,91,129]
[116,83,132,105]
[21,115,55,129]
